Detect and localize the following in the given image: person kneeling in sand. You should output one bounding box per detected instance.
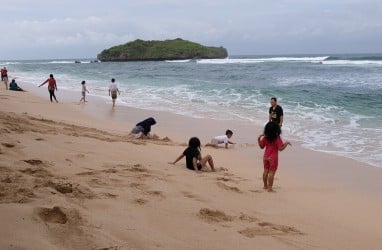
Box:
[258,122,291,192]
[129,117,156,139]
[9,79,24,91]
[206,129,235,149]
[169,137,226,173]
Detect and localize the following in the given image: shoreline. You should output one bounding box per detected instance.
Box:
[22,80,379,169]
[1,88,382,249]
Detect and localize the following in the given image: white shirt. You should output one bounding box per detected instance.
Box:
[214,135,229,144]
[109,83,118,92]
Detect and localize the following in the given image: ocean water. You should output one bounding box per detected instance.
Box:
[2,54,382,167]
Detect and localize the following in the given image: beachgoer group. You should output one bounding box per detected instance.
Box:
[2,68,291,192]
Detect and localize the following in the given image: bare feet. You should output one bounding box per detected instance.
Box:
[267,188,276,193]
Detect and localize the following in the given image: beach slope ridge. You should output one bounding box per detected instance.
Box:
[97,38,228,61]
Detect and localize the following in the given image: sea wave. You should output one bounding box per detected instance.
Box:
[165,59,191,63]
[322,60,382,66]
[197,56,329,64]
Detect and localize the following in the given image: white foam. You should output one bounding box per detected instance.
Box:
[165,59,191,63]
[322,60,382,66]
[197,56,329,64]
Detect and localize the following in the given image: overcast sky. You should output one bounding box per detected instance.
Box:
[1,0,381,59]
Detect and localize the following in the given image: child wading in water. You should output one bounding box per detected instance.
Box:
[79,81,89,103]
[258,122,291,192]
[170,137,224,173]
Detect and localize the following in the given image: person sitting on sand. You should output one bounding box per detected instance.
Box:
[129,117,157,139]
[39,74,58,103]
[206,129,235,149]
[108,78,120,107]
[9,79,24,91]
[169,137,225,173]
[1,67,9,90]
[79,80,89,103]
[258,122,291,192]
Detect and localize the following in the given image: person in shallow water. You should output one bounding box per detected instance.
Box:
[108,78,120,107]
[129,117,157,139]
[269,97,283,127]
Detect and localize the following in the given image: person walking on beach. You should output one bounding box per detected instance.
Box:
[1,67,9,90]
[79,80,89,103]
[39,74,58,103]
[258,122,291,192]
[269,97,283,127]
[108,78,120,107]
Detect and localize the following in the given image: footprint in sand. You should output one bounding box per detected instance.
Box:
[36,206,68,224]
[238,222,303,238]
[198,208,234,223]
[134,198,148,205]
[2,143,15,148]
[216,181,242,193]
[19,167,53,178]
[47,181,96,199]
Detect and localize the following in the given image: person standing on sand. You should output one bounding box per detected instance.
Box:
[108,78,120,107]
[39,74,58,103]
[258,122,291,192]
[1,67,9,90]
[269,97,283,127]
[79,80,89,104]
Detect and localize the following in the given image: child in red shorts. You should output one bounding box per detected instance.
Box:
[258,122,291,192]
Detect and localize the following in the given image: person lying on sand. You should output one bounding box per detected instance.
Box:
[206,129,236,149]
[9,79,24,91]
[169,137,227,173]
[129,117,156,139]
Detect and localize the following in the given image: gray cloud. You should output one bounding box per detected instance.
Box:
[1,0,381,59]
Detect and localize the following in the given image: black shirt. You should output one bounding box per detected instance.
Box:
[269,105,283,125]
[183,147,200,170]
[136,117,156,136]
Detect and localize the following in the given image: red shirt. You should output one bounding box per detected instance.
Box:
[1,69,7,76]
[259,136,284,160]
[43,78,56,90]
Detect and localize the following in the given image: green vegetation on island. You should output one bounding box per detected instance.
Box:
[97,38,228,61]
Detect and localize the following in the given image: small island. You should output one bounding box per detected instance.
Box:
[97,38,228,61]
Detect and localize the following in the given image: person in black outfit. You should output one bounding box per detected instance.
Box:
[269,97,284,127]
[169,137,217,172]
[129,117,157,138]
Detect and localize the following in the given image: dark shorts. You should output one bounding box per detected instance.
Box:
[187,163,202,171]
[2,76,8,82]
[82,91,86,97]
[111,91,117,99]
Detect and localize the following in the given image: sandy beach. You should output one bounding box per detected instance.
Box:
[1,88,382,250]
